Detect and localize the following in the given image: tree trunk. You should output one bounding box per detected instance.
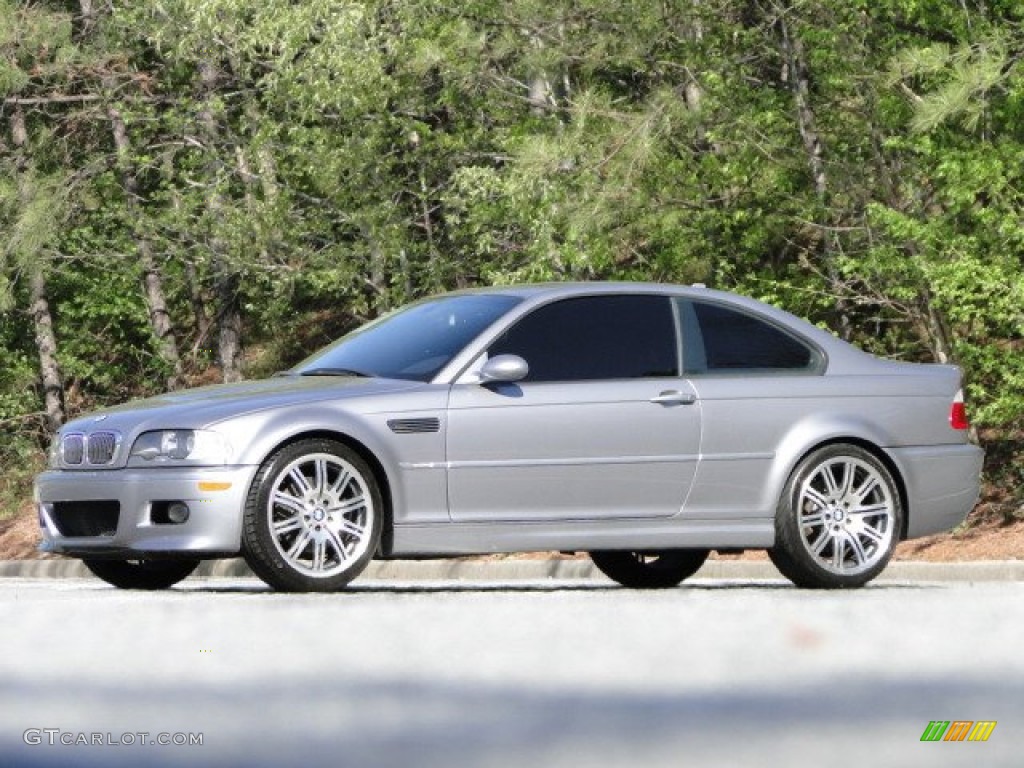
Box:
[214,269,243,381]
[28,266,65,432]
[74,0,96,40]
[778,17,827,201]
[528,31,552,115]
[528,74,550,114]
[198,60,243,382]
[682,1,705,114]
[11,105,64,431]
[183,257,211,355]
[920,288,956,365]
[109,105,183,390]
[358,218,389,311]
[776,10,852,339]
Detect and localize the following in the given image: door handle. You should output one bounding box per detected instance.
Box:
[649,390,696,406]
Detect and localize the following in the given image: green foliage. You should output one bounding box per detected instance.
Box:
[0,0,1022,496]
[890,37,1018,133]
[0,299,46,518]
[0,0,77,96]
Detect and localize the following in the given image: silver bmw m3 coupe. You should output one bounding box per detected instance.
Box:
[35,282,983,591]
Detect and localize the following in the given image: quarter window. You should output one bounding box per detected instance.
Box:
[488,295,678,382]
[679,300,817,373]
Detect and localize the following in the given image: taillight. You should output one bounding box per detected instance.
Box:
[950,389,969,430]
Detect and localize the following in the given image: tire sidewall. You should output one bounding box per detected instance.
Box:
[242,439,383,592]
[773,444,902,589]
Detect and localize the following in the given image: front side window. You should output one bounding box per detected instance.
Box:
[678,299,818,373]
[488,295,678,382]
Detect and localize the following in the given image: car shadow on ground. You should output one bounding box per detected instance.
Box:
[148,578,932,596]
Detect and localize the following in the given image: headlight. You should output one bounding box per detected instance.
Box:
[128,430,232,465]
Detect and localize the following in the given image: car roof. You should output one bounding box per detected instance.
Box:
[446,281,817,335]
[451,281,705,299]
[441,281,886,374]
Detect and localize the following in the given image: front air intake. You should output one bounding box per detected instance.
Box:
[50,501,120,537]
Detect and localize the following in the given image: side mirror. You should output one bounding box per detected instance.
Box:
[478,354,529,384]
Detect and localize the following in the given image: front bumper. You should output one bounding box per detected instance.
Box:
[34,465,259,558]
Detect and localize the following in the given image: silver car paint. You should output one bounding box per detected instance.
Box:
[35,282,983,559]
[445,378,701,522]
[37,465,256,556]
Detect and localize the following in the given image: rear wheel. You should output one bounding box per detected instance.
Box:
[589,549,710,588]
[769,443,902,589]
[242,439,382,592]
[83,559,200,590]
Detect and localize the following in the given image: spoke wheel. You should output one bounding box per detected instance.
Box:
[83,559,199,590]
[590,549,709,589]
[770,444,901,589]
[242,439,382,592]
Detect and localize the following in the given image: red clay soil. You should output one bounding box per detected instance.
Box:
[894,507,1024,561]
[0,503,55,560]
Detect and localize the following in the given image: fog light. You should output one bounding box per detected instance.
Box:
[167,502,190,524]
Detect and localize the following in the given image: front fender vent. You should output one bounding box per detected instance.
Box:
[387,417,441,435]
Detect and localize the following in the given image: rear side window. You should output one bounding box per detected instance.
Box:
[678,299,818,373]
[488,295,678,382]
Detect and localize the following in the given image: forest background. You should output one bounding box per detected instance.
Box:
[1,1,1022,547]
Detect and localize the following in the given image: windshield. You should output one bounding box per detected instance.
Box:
[292,294,522,382]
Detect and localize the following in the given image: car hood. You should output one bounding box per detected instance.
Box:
[63,375,424,434]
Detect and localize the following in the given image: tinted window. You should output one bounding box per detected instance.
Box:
[488,295,677,382]
[294,294,522,382]
[680,300,815,372]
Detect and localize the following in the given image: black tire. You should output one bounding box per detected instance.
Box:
[242,438,383,592]
[83,558,200,590]
[589,549,710,589]
[769,443,902,589]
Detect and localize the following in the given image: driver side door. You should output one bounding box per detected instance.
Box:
[445,294,702,522]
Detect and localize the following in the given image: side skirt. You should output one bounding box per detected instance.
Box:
[388,518,774,557]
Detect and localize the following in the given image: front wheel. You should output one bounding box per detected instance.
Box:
[589,549,710,588]
[769,444,902,589]
[242,439,383,592]
[83,559,200,590]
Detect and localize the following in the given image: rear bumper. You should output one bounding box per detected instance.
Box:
[34,465,258,557]
[889,444,985,539]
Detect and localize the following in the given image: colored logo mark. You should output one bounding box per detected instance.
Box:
[920,721,996,742]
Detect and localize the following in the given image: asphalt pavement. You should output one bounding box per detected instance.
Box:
[0,567,1021,767]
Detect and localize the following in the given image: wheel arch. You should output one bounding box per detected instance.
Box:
[783,436,910,541]
[252,429,395,557]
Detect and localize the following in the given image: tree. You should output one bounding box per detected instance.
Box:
[1,3,75,432]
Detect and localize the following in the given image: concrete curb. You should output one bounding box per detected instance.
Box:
[1,557,1022,582]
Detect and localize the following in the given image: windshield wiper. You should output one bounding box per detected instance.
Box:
[298,367,374,378]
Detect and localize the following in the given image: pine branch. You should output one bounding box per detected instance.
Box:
[2,94,102,106]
